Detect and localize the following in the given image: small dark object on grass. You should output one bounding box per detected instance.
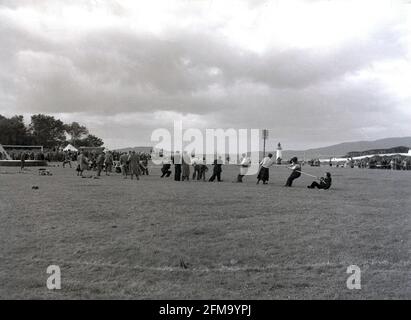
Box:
[32,186,39,190]
[179,258,188,269]
[38,168,52,176]
[112,225,117,228]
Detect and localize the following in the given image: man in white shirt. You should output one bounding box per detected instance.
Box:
[257,153,274,184]
[191,155,201,180]
[236,153,251,183]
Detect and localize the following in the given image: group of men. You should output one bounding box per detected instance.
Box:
[158,152,318,188]
[119,151,148,180]
[72,149,332,189]
[237,153,330,189]
[75,150,151,179]
[255,153,302,187]
[160,151,220,182]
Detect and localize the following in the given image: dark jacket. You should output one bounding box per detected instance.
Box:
[320,177,332,189]
[212,160,222,173]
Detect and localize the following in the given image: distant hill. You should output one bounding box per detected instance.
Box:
[283,137,411,160]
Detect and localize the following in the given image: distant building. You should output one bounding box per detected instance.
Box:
[276,142,282,164]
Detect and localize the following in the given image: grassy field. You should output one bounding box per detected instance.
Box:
[0,163,409,299]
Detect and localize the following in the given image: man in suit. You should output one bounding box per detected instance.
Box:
[77,151,89,176]
[20,152,26,171]
[63,152,72,168]
[119,152,129,179]
[209,156,223,182]
[104,151,114,175]
[173,151,182,181]
[128,151,141,180]
[96,152,105,177]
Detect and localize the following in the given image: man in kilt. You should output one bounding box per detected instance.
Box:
[257,153,274,185]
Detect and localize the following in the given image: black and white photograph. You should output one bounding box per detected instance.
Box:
[0,0,410,307]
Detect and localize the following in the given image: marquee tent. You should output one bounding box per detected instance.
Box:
[63,144,78,152]
[0,144,11,160]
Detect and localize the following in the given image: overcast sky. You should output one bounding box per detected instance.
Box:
[1,0,411,150]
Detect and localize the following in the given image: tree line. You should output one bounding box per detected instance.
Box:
[0,114,104,149]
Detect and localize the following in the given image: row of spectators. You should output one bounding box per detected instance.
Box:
[357,157,411,170]
[1,149,152,163]
[80,151,151,163]
[339,157,411,170]
[6,150,71,162]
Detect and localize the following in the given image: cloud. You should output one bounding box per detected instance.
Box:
[1,0,411,150]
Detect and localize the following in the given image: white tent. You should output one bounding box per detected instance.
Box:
[0,144,11,160]
[63,144,78,152]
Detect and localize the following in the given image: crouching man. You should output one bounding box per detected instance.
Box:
[307,172,332,190]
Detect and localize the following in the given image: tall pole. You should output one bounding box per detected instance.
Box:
[262,129,268,158]
[263,136,266,158]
